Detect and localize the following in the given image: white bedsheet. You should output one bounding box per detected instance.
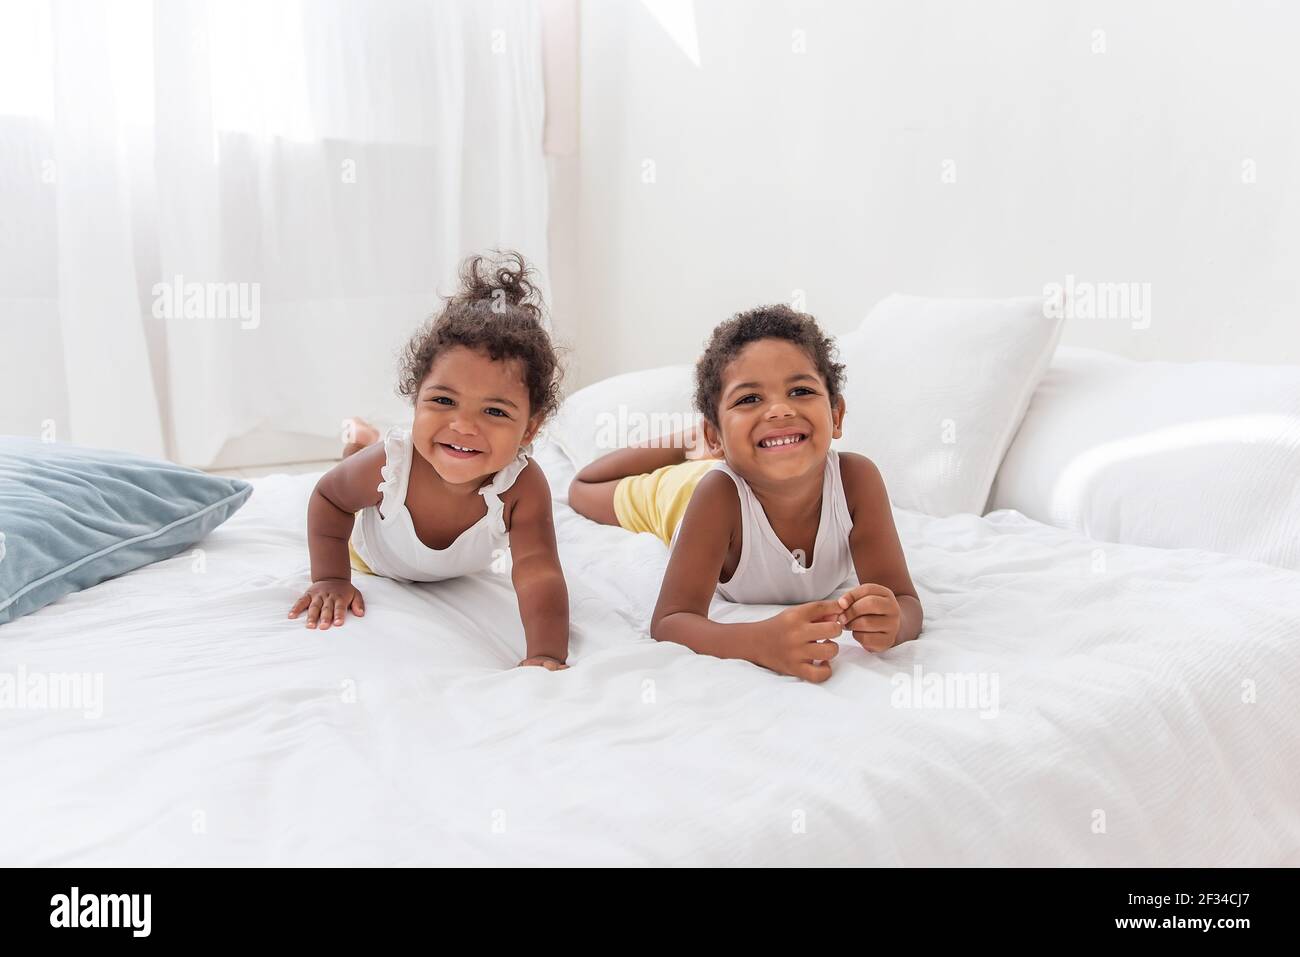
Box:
[2,443,1298,866]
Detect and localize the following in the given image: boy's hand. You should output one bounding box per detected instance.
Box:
[758,599,843,683]
[289,579,364,630]
[518,655,569,671]
[835,583,900,652]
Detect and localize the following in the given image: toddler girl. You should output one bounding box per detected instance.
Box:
[289,251,570,670]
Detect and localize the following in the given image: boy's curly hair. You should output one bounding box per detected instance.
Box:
[694,304,845,427]
[398,250,562,421]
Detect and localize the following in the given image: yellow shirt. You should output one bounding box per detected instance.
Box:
[612,459,719,545]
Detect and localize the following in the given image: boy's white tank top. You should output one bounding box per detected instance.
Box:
[350,427,528,583]
[676,449,858,604]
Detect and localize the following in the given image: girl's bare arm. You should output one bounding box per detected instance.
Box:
[504,460,570,666]
[289,443,385,628]
[307,442,385,582]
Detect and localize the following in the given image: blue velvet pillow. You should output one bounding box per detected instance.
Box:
[0,437,252,624]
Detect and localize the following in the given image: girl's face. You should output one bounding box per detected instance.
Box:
[701,338,844,485]
[411,346,540,486]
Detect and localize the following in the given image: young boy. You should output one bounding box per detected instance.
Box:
[570,305,922,682]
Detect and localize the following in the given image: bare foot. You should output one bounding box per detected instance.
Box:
[341,417,381,457]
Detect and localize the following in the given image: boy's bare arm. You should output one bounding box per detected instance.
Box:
[839,452,923,646]
[650,473,748,653]
[650,473,841,681]
[573,425,714,484]
[574,443,686,484]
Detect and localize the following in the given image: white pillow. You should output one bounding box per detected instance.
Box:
[988,347,1300,570]
[541,364,699,476]
[834,294,1064,516]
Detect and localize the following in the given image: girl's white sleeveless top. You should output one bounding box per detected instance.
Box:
[350,428,528,583]
[678,449,858,604]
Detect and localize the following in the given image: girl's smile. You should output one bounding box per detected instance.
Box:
[413,345,540,486]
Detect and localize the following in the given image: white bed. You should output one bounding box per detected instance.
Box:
[3,434,1298,866]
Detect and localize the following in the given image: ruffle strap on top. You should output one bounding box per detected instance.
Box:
[375,427,410,523]
[478,451,531,536]
[376,427,530,536]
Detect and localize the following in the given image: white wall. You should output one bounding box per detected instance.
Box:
[560,0,1300,387]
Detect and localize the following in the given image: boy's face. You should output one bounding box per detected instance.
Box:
[701,338,845,485]
[412,346,540,486]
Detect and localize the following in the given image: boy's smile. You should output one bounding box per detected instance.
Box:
[756,428,810,451]
[703,338,844,487]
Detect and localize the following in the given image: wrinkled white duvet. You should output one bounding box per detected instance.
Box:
[2,442,1298,866]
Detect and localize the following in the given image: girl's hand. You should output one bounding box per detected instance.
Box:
[518,655,568,671]
[835,583,900,652]
[289,579,365,630]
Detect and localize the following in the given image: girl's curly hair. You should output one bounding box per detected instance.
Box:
[693,304,845,427]
[398,250,562,421]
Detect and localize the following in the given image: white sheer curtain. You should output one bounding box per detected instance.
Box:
[0,0,549,466]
